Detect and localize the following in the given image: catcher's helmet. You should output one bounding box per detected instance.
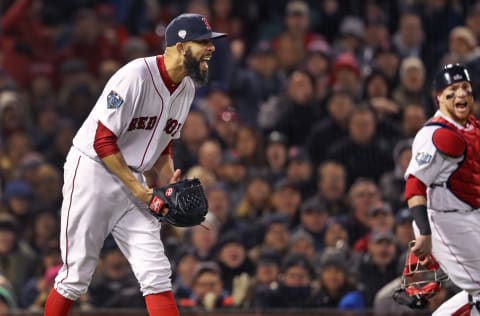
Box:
[434,63,471,92]
[393,241,449,309]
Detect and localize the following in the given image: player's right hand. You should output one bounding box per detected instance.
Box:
[411,234,432,261]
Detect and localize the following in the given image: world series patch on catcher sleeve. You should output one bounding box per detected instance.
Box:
[107,90,124,109]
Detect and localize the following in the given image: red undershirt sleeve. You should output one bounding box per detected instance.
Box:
[404,175,427,201]
[93,121,120,158]
[161,140,173,156]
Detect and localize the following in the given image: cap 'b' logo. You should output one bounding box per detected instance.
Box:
[202,17,211,30]
[453,74,462,80]
[178,30,187,39]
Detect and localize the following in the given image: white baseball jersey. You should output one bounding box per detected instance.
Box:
[55,56,196,301]
[405,111,469,211]
[73,56,195,172]
[406,111,480,313]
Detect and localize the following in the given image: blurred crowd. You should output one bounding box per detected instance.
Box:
[0,0,478,313]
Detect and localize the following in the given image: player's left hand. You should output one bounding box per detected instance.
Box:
[148,178,208,227]
[411,234,432,261]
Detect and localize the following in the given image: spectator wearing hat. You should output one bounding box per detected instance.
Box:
[0,213,37,299]
[264,131,288,184]
[218,150,248,210]
[285,146,316,198]
[313,252,365,310]
[270,0,324,74]
[296,196,330,251]
[352,201,395,253]
[248,213,291,264]
[343,178,382,246]
[0,91,29,140]
[230,40,287,126]
[354,228,399,307]
[178,261,233,310]
[304,41,333,112]
[307,91,354,166]
[330,52,363,101]
[288,229,316,266]
[393,208,415,252]
[372,46,401,90]
[392,57,431,113]
[269,179,302,225]
[334,16,365,61]
[323,217,350,252]
[379,138,413,210]
[214,231,255,294]
[244,250,282,307]
[255,253,317,308]
[304,40,332,80]
[327,105,394,185]
[1,179,35,234]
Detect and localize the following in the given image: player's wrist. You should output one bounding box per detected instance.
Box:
[132,186,153,204]
[410,204,431,235]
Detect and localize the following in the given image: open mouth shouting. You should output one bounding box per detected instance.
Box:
[454,100,469,113]
[200,55,211,70]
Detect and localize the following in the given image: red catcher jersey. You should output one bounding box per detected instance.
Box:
[405,111,480,211]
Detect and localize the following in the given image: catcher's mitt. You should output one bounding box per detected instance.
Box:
[148,178,208,227]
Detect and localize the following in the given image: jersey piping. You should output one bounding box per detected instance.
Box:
[139,57,165,169]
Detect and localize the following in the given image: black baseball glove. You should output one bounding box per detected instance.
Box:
[148,178,208,227]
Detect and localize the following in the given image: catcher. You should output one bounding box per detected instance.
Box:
[44,13,223,316]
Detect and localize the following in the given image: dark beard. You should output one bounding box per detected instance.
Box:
[184,49,208,86]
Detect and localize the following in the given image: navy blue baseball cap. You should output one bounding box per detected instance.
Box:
[165,13,227,46]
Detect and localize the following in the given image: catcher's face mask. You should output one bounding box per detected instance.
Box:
[392,241,449,309]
